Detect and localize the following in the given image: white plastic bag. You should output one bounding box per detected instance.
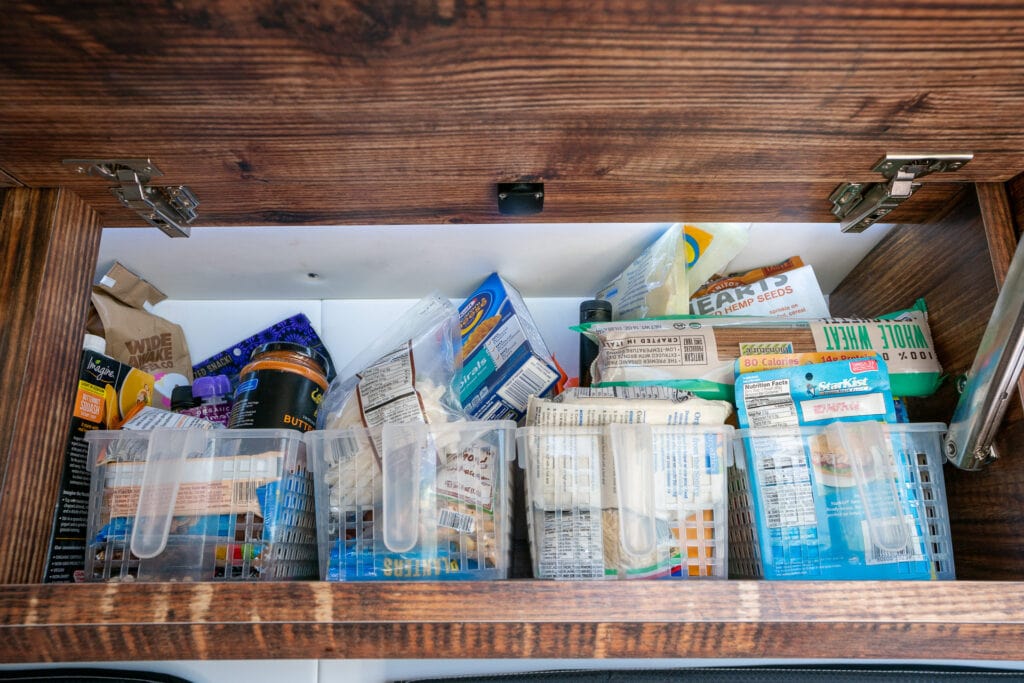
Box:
[318,293,468,431]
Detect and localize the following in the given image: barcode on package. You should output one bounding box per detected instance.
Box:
[862,516,923,565]
[438,508,476,534]
[233,480,258,504]
[496,356,559,411]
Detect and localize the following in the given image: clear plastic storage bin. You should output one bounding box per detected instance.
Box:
[306,421,516,581]
[517,424,731,580]
[729,421,956,580]
[84,428,317,582]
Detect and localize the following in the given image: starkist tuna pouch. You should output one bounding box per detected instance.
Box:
[734,355,897,429]
[731,358,942,581]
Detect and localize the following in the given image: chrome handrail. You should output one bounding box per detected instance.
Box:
[944,238,1024,470]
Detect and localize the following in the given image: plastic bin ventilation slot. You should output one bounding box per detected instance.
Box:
[728,421,956,581]
[84,429,317,582]
[306,421,516,581]
[517,424,731,580]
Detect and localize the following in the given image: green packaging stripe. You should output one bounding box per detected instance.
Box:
[596,373,942,403]
[594,379,735,403]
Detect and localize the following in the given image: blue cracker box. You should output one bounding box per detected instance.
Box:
[732,358,943,580]
[192,313,336,386]
[457,273,561,422]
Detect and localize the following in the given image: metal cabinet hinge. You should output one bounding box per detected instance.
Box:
[64,158,198,237]
[829,153,973,233]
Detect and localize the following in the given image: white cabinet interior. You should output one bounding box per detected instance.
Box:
[97,222,894,370]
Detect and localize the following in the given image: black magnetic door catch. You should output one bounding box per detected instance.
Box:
[497,183,544,215]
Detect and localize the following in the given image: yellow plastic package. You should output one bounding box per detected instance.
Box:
[683,223,751,294]
[595,223,750,320]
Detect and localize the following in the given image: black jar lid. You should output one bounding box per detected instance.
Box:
[170,385,199,412]
[251,341,329,375]
[579,298,612,322]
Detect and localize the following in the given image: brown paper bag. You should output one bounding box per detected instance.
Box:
[88,262,193,407]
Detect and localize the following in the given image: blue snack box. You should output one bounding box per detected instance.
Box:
[457,273,561,421]
[192,313,336,386]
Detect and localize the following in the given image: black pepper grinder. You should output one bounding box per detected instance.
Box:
[578,299,612,387]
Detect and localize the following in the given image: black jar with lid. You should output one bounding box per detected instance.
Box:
[227,341,329,432]
[578,299,612,387]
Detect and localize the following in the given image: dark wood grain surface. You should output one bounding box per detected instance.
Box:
[0,169,21,188]
[0,581,1022,661]
[979,183,1020,289]
[41,181,962,228]
[831,187,1024,580]
[976,182,1024,414]
[4,1,1024,662]
[1009,172,1024,239]
[0,189,102,584]
[2,1,1022,226]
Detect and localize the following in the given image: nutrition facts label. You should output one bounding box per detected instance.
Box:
[356,342,426,428]
[756,445,816,529]
[740,379,799,428]
[536,509,605,579]
[739,377,815,532]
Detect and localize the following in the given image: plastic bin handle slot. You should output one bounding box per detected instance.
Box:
[381,423,437,554]
[608,423,657,559]
[825,421,910,554]
[130,429,208,559]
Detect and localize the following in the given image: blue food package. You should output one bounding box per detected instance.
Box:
[457,273,561,421]
[733,357,939,580]
[192,313,336,386]
[327,538,496,581]
[734,355,897,429]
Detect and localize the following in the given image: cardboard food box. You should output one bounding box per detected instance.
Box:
[457,273,561,421]
[43,350,154,582]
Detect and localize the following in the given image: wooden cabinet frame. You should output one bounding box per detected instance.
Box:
[4,0,1024,663]
[1,183,1023,663]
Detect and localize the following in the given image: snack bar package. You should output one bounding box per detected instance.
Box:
[692,256,804,299]
[688,264,831,318]
[579,304,941,401]
[308,421,515,581]
[526,386,733,427]
[457,273,561,421]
